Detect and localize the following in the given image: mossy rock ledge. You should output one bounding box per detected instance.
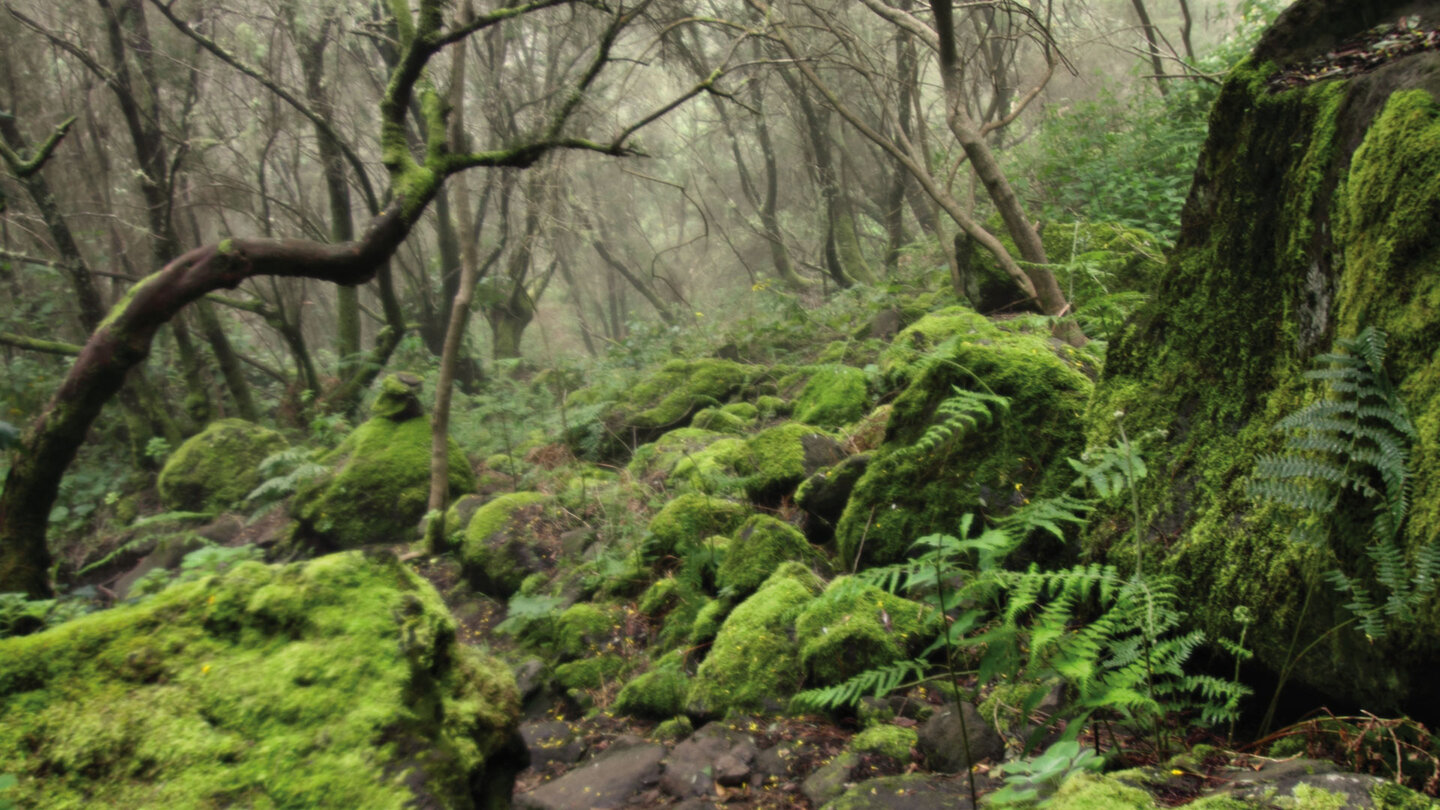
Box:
[291,374,476,550]
[157,418,288,512]
[1083,0,1440,714]
[0,551,523,809]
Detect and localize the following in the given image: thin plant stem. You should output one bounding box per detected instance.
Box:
[931,547,979,806]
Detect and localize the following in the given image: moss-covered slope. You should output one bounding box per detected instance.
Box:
[0,551,521,809]
[1084,2,1440,713]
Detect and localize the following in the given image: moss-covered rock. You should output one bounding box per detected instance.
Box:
[741,421,846,503]
[686,563,822,716]
[1082,4,1440,713]
[576,359,758,459]
[691,406,753,434]
[645,493,752,559]
[554,654,627,691]
[456,492,555,597]
[792,365,871,428]
[0,551,521,809]
[291,375,475,550]
[613,657,690,720]
[716,514,827,596]
[851,725,917,763]
[837,308,1092,567]
[554,603,625,662]
[156,419,288,512]
[794,577,937,686]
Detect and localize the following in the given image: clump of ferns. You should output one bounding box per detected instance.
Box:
[1249,327,1440,734]
[797,385,1246,767]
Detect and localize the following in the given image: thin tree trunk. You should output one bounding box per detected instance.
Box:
[1129,0,1170,96]
[426,0,479,552]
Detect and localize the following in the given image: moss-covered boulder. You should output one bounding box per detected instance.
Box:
[686,562,823,716]
[741,421,847,503]
[613,653,690,720]
[691,406,753,434]
[1083,1,1440,714]
[716,514,827,595]
[456,492,555,597]
[627,427,729,486]
[645,492,752,559]
[575,358,757,459]
[792,365,871,428]
[291,375,475,550]
[157,419,288,512]
[0,551,521,809]
[795,577,937,686]
[554,602,626,662]
[837,308,1092,567]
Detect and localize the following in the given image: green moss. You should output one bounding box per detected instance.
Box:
[755,395,789,419]
[793,365,871,428]
[1370,781,1437,810]
[742,421,844,503]
[370,373,422,420]
[0,551,520,809]
[623,359,753,430]
[722,401,759,420]
[157,419,288,512]
[666,437,751,497]
[638,576,685,617]
[688,597,729,646]
[645,493,752,559]
[850,725,916,763]
[1047,772,1156,809]
[456,492,553,597]
[613,666,689,720]
[653,715,693,741]
[686,565,821,715]
[794,577,936,686]
[628,427,729,484]
[691,406,752,434]
[554,655,627,691]
[717,515,826,595]
[1083,60,1440,710]
[555,603,623,661]
[292,404,474,550]
[838,311,1091,567]
[877,306,997,389]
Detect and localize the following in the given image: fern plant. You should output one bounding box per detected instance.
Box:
[246,447,328,510]
[1249,327,1435,639]
[905,386,1010,457]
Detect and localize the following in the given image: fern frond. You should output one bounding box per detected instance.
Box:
[790,659,928,713]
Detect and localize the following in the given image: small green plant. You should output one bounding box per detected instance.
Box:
[132,544,265,598]
[494,592,565,638]
[144,435,172,464]
[987,739,1104,806]
[0,591,94,638]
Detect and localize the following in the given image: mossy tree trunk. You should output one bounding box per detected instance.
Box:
[0,0,687,597]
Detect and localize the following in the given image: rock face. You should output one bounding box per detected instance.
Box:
[1085,0,1440,713]
[157,418,288,512]
[0,551,522,809]
[291,374,475,549]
